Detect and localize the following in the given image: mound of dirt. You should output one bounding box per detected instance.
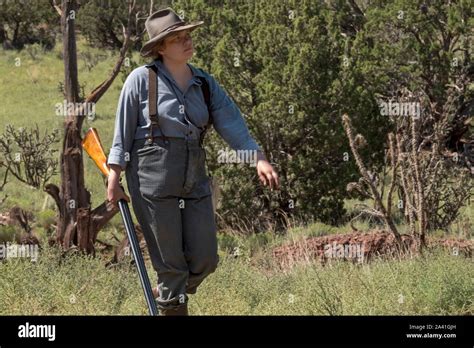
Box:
[272,230,472,269]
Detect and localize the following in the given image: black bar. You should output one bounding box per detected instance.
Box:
[0,316,471,346]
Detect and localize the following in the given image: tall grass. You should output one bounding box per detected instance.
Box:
[0,239,471,315]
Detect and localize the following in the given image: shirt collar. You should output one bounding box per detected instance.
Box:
[147,59,206,86]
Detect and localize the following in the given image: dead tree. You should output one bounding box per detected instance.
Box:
[0,124,59,189]
[342,114,402,246]
[343,94,472,253]
[392,88,472,245]
[45,0,147,253]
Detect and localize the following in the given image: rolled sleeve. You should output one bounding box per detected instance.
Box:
[107,69,140,171]
[207,74,261,152]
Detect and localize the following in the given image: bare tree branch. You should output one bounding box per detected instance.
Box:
[50,0,62,16]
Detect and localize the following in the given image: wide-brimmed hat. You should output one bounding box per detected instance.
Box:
[140,8,204,58]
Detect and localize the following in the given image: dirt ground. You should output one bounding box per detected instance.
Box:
[272,230,473,269]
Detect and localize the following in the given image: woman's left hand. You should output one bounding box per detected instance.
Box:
[256,152,279,190]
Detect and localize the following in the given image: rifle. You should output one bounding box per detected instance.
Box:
[81,127,158,316]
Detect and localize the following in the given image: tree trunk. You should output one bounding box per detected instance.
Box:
[53,0,92,252]
[44,0,143,254]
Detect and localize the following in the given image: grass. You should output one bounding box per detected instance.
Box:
[0,239,472,315]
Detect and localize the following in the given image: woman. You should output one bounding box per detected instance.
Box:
[107,8,279,316]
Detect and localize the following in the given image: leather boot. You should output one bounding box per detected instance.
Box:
[160,304,188,316]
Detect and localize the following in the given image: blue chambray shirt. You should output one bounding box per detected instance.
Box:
[107,59,261,170]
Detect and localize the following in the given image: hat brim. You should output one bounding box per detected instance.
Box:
[140,21,204,58]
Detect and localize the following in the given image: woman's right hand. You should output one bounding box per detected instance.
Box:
[107,182,130,206]
[107,165,130,206]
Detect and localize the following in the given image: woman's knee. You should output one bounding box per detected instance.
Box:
[189,253,219,276]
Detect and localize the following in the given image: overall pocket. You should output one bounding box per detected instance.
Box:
[136,141,185,198]
[183,145,208,194]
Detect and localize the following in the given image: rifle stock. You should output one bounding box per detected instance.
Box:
[81,127,110,178]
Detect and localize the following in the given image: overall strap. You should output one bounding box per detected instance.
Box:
[148,65,158,119]
[146,64,167,144]
[196,75,214,181]
[197,75,213,146]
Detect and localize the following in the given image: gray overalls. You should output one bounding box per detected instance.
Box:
[125,65,219,312]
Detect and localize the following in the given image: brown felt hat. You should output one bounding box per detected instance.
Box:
[140,8,203,58]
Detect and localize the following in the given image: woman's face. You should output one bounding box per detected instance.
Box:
[159,29,194,63]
